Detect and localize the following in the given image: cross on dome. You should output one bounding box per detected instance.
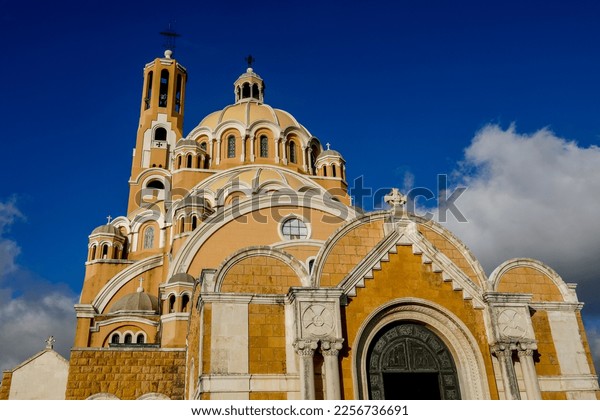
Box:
[326,143,331,150]
[106,215,112,224]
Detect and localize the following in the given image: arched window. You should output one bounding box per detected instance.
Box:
[178,217,185,234]
[310,144,319,175]
[332,164,337,177]
[177,155,182,169]
[101,244,109,259]
[308,258,315,274]
[136,334,145,344]
[236,86,241,101]
[154,127,167,141]
[111,333,120,344]
[242,82,250,99]
[169,295,176,313]
[260,135,268,158]
[175,74,182,113]
[186,154,192,168]
[227,135,236,158]
[147,179,164,189]
[159,69,169,107]
[200,142,207,151]
[90,245,97,261]
[145,71,153,109]
[323,166,327,176]
[289,141,296,163]
[252,83,259,99]
[197,156,201,168]
[182,294,190,312]
[124,333,132,344]
[143,227,154,249]
[191,215,198,230]
[281,217,308,240]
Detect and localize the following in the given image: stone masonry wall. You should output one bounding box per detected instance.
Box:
[66,348,186,400]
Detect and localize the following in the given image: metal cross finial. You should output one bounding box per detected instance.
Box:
[106,215,112,224]
[326,142,331,150]
[45,336,55,350]
[160,23,181,51]
[245,54,255,68]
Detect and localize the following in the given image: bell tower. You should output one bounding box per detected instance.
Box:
[128,49,188,213]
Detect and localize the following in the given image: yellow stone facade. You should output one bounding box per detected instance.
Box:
[58,49,600,400]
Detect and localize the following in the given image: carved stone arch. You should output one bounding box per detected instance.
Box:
[489,258,574,302]
[353,298,490,400]
[213,246,310,292]
[312,211,387,286]
[87,393,119,400]
[137,392,170,400]
[367,323,461,400]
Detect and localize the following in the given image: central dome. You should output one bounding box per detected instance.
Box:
[197,101,311,136]
[182,66,324,174]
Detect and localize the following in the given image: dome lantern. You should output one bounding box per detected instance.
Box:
[234,57,265,104]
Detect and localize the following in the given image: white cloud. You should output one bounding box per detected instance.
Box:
[0,198,76,371]
[0,198,23,277]
[0,287,77,371]
[442,124,600,283]
[437,124,600,368]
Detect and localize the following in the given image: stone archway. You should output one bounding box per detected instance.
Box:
[367,323,460,400]
[353,299,490,400]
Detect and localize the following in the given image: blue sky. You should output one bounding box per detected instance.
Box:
[1,0,600,371]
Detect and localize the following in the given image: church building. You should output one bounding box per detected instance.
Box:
[57,49,600,400]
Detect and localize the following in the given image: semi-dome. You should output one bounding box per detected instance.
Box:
[317,149,342,159]
[167,273,195,284]
[109,290,159,314]
[91,224,122,236]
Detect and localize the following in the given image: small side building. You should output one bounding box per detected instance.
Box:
[0,337,68,400]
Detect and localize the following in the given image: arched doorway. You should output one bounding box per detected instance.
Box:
[367,323,461,400]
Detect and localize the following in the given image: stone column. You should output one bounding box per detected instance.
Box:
[518,347,542,400]
[275,138,280,163]
[241,135,246,162]
[215,139,221,165]
[492,344,520,400]
[250,136,255,162]
[294,340,317,399]
[302,146,309,172]
[321,340,343,400]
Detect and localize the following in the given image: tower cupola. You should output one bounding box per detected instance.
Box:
[234,61,265,104]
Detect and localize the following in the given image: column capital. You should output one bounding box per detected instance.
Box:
[294,340,318,357]
[517,348,534,358]
[321,339,344,356]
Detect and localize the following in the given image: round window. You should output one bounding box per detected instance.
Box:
[281,218,308,240]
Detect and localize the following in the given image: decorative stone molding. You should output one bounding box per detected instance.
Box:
[288,288,344,343]
[483,292,537,346]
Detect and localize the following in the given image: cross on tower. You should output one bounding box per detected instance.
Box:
[245,54,255,68]
[326,142,331,150]
[160,23,181,51]
[106,215,112,224]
